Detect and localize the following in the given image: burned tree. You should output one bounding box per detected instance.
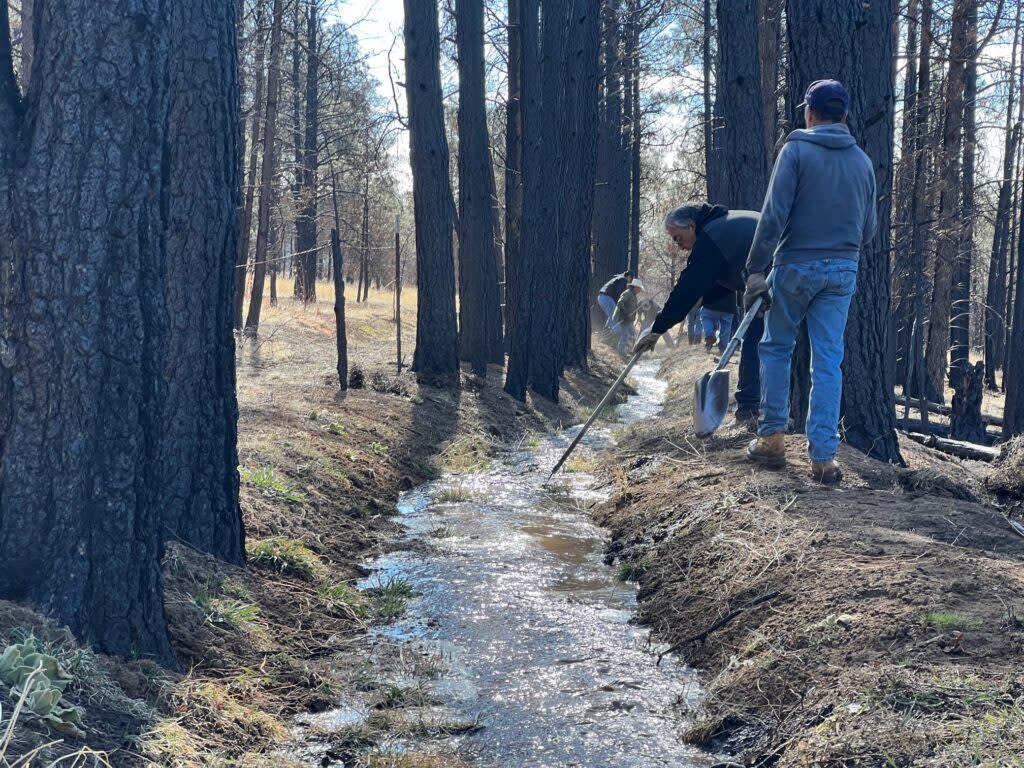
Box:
[0,0,243,660]
[786,0,902,463]
[404,0,458,377]
[456,0,504,375]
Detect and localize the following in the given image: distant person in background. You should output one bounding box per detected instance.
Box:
[597,269,635,330]
[699,290,738,353]
[686,306,702,345]
[638,298,674,349]
[612,279,645,357]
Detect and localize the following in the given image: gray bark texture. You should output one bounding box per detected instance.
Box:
[404,0,458,377]
[709,0,769,209]
[245,0,285,337]
[456,0,504,376]
[786,0,902,463]
[0,0,243,662]
[924,0,970,402]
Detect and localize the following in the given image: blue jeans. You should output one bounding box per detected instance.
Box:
[616,321,635,355]
[758,260,858,462]
[699,308,735,353]
[598,293,617,328]
[736,312,763,419]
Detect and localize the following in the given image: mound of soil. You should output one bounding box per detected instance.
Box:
[594,346,1024,766]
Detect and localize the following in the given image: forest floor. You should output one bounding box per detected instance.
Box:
[594,345,1024,767]
[0,286,624,767]
[3,288,1024,767]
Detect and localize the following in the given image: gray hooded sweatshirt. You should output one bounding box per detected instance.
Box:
[746,123,877,275]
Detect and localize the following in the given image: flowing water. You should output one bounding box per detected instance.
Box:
[304,360,713,767]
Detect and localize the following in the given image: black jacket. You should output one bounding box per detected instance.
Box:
[652,206,759,335]
[599,273,630,299]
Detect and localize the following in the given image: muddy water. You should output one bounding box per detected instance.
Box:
[359,360,712,767]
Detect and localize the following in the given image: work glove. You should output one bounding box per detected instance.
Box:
[744,273,771,314]
[632,330,661,355]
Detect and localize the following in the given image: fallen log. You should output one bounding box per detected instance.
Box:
[894,419,1001,445]
[895,394,1004,428]
[902,431,1003,462]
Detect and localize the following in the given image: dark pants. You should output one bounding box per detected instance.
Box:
[735,312,763,419]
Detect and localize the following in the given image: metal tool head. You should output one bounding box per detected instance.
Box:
[693,368,730,437]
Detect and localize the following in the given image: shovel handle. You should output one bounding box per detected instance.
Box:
[714,296,764,372]
[549,349,644,479]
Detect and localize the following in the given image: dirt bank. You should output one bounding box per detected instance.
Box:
[594,346,1024,766]
[0,288,622,767]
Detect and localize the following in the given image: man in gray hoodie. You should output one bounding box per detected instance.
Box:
[742,79,877,484]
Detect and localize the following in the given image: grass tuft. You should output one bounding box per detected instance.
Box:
[920,611,981,632]
[616,555,654,582]
[246,537,323,581]
[240,466,306,504]
[434,483,475,504]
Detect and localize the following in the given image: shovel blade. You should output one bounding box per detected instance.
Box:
[693,369,731,437]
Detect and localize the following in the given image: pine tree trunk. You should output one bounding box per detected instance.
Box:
[786,0,902,463]
[0,0,243,661]
[295,1,320,304]
[702,0,713,193]
[526,0,569,399]
[757,0,782,159]
[709,0,769,209]
[1004,183,1024,436]
[405,0,458,377]
[244,0,285,337]
[235,0,268,330]
[504,0,541,400]
[949,1,978,391]
[892,0,920,387]
[162,0,245,565]
[504,0,523,347]
[561,0,601,370]
[923,0,971,402]
[985,5,1020,389]
[591,0,628,290]
[456,0,504,376]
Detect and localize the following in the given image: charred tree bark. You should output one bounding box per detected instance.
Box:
[244,0,285,337]
[702,0,713,193]
[757,0,782,159]
[405,0,458,377]
[561,0,601,370]
[295,0,320,304]
[332,229,348,390]
[924,0,971,402]
[504,0,541,400]
[504,0,523,347]
[525,0,569,399]
[786,0,902,463]
[591,0,629,291]
[625,4,640,275]
[0,0,173,663]
[892,0,920,386]
[456,0,504,376]
[985,4,1021,389]
[905,0,934,402]
[0,0,244,661]
[949,1,978,391]
[951,361,985,443]
[709,0,769,209]
[162,0,245,565]
[235,0,268,330]
[1005,142,1024,437]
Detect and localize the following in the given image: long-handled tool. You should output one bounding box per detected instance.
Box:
[693,296,763,437]
[549,349,645,479]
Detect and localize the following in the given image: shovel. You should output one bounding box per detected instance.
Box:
[549,349,645,479]
[693,297,764,437]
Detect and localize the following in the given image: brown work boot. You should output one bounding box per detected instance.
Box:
[746,433,786,469]
[811,460,842,485]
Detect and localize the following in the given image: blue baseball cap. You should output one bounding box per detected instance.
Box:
[798,79,850,113]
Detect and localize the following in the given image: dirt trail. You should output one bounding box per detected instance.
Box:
[594,345,1024,766]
